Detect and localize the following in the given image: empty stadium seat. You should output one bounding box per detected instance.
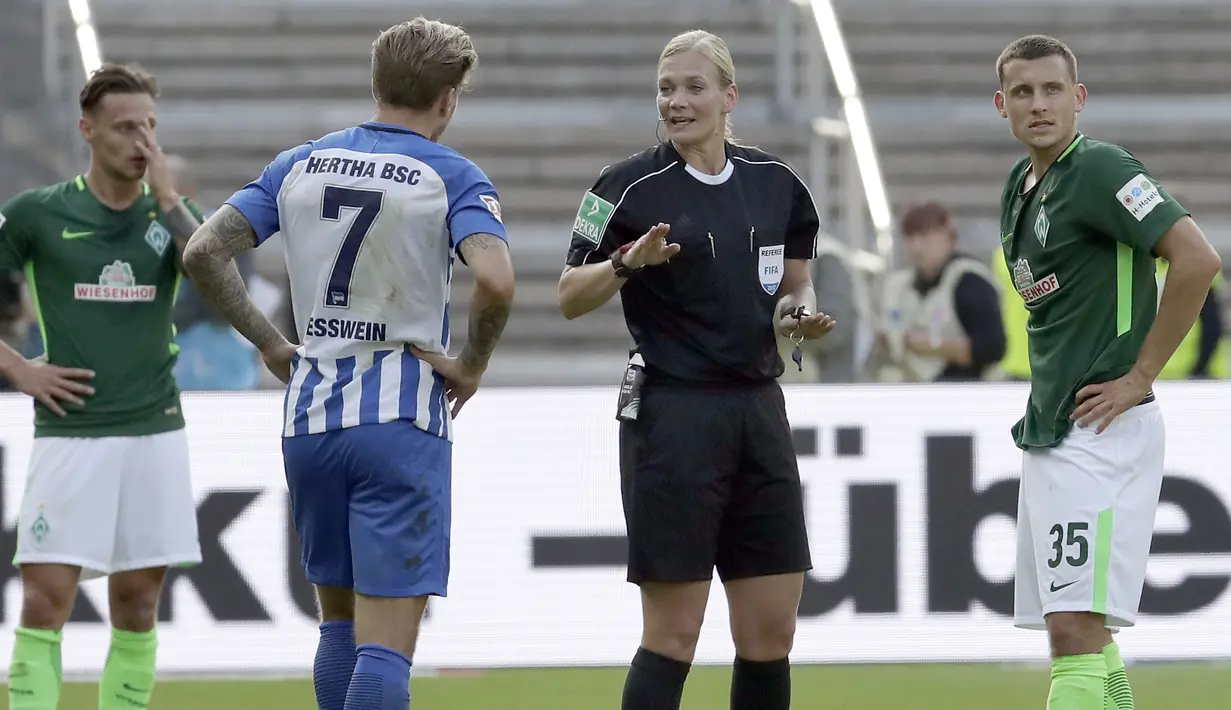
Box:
[87,1,808,383]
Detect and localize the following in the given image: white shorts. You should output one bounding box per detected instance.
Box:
[1014,400,1165,630]
[13,429,203,580]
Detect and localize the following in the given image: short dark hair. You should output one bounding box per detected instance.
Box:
[996,35,1077,86]
[900,200,956,239]
[79,63,159,114]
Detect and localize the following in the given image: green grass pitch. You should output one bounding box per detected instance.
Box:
[21,661,1231,708]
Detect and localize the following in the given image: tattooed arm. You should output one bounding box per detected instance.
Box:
[410,232,514,417]
[182,205,291,355]
[457,233,515,372]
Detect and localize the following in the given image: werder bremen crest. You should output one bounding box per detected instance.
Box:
[1013,258,1034,291]
[1033,206,1050,248]
[30,506,49,545]
[144,219,173,256]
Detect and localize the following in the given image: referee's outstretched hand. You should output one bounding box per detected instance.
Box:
[623,223,680,269]
[10,357,95,417]
[776,309,836,341]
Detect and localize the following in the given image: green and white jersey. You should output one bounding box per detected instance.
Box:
[0,176,205,438]
[998,134,1188,450]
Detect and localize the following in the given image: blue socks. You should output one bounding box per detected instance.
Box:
[314,621,359,710]
[343,644,412,709]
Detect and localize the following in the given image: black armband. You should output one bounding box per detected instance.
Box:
[611,249,638,279]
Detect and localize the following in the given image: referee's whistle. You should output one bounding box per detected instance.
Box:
[786,306,808,372]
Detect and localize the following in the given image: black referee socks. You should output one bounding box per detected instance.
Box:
[731,655,791,710]
[621,646,692,710]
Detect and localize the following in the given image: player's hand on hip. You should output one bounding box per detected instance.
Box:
[622,223,680,269]
[260,341,298,384]
[134,125,177,207]
[410,346,483,418]
[12,359,95,417]
[1071,368,1152,434]
[776,307,836,340]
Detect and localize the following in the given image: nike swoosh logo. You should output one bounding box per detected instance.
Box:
[61,229,92,239]
[1050,580,1078,593]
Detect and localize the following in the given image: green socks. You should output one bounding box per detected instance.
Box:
[99,627,158,710]
[7,627,63,710]
[1048,654,1106,710]
[1103,641,1135,710]
[1046,641,1135,710]
[7,626,159,710]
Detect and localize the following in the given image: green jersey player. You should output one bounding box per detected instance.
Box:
[0,65,206,710]
[994,36,1222,710]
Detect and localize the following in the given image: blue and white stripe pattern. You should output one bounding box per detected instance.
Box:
[225,120,507,443]
[282,347,451,440]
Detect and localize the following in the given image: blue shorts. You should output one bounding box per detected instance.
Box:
[282,421,452,598]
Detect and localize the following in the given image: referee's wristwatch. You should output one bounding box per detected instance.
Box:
[611,247,639,279]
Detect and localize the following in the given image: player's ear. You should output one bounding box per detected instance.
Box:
[78,115,93,142]
[1074,83,1087,113]
[724,82,738,114]
[440,86,459,117]
[993,91,1007,118]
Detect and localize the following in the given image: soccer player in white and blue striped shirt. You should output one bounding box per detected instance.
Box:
[182,18,515,710]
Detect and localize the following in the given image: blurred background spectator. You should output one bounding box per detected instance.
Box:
[166,153,264,390]
[2,0,1228,390]
[868,200,1006,382]
[2,2,1231,707]
[0,269,33,391]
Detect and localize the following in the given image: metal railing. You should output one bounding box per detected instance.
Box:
[772,0,891,276]
[0,0,81,197]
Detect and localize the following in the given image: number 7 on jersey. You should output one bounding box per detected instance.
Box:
[321,185,384,309]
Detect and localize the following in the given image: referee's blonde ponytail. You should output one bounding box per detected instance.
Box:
[659,30,738,145]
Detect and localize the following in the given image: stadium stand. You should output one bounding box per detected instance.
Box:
[837,0,1231,254]
[51,0,1231,382]
[88,0,812,384]
[0,0,74,199]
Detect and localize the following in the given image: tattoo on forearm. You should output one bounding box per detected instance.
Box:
[458,233,512,368]
[184,205,286,352]
[462,302,511,370]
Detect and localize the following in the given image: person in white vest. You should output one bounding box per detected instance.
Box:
[871,200,1006,382]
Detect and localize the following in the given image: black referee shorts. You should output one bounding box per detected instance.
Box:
[618,380,812,585]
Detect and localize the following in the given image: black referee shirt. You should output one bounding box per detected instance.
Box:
[565,141,820,384]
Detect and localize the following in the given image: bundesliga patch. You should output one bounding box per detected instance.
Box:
[1116,174,1163,222]
[144,219,173,256]
[572,191,614,245]
[479,194,503,223]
